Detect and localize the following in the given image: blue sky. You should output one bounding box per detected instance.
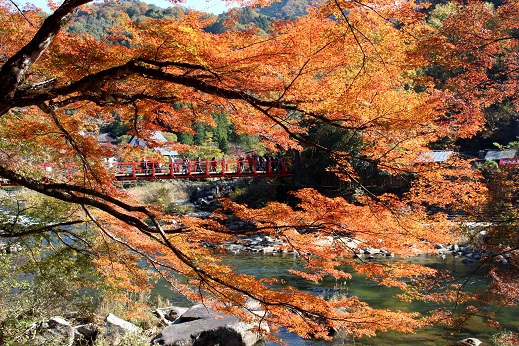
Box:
[22,0,234,15]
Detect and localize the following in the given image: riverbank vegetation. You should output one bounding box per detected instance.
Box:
[1,0,519,344]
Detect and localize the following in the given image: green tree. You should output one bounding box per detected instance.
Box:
[212,112,231,154]
[100,114,128,136]
[176,132,194,145]
[193,122,210,146]
[0,193,110,344]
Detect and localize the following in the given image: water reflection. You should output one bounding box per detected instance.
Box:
[152,252,519,345]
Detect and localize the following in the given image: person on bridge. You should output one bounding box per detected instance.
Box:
[238,155,244,173]
[276,152,283,172]
[258,156,266,171]
[195,157,202,173]
[221,156,227,173]
[140,159,148,174]
[182,157,189,174]
[247,155,255,173]
[210,157,217,172]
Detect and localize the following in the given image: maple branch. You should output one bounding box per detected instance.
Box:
[51,92,180,108]
[39,103,103,188]
[7,0,36,27]
[334,0,366,83]
[54,231,97,258]
[82,205,190,284]
[186,260,338,324]
[269,39,336,115]
[476,35,519,49]
[0,164,169,242]
[14,59,300,110]
[0,0,93,115]
[353,0,425,42]
[14,60,139,106]
[137,58,213,73]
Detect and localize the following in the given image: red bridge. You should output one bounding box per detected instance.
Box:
[114,158,293,181]
[0,158,294,186]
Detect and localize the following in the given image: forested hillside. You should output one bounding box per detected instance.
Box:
[69,0,518,152]
[66,0,314,37]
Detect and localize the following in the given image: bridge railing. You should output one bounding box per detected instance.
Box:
[113,158,291,179]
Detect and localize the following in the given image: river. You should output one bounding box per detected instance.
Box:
[152,252,519,345]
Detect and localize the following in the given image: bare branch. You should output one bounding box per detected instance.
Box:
[0,220,86,238]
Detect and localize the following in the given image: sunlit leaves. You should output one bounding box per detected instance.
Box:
[407,158,488,213]
[0,0,513,341]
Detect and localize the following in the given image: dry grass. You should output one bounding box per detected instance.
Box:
[124,181,193,214]
[125,181,190,203]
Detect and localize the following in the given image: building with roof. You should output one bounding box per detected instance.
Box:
[482,149,517,161]
[128,131,179,158]
[419,150,454,163]
[97,132,118,144]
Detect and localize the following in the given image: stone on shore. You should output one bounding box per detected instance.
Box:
[455,337,483,346]
[24,316,75,346]
[151,304,265,346]
[105,313,140,334]
[75,323,99,344]
[154,306,190,324]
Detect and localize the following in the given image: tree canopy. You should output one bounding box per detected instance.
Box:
[1,0,519,342]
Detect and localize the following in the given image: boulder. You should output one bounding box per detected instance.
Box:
[155,306,190,324]
[75,323,99,344]
[244,298,262,311]
[24,316,75,346]
[456,337,483,346]
[178,304,215,322]
[105,313,140,334]
[151,304,264,346]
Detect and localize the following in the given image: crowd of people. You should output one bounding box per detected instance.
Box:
[236,153,284,173]
[136,152,286,175]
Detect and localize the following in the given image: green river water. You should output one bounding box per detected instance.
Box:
[153,252,519,345]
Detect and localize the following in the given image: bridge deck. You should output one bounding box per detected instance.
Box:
[0,159,294,186]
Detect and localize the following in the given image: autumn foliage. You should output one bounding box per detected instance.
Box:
[1,0,519,342]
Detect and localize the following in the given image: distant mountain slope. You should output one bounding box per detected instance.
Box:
[67,0,508,39]
[67,0,325,37]
[257,0,324,19]
[67,0,190,39]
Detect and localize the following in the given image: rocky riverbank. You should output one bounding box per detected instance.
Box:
[20,304,266,346]
[186,183,503,266]
[23,302,487,346]
[214,232,507,267]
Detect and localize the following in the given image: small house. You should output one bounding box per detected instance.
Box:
[128,131,179,160]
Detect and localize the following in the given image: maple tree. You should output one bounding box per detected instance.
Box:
[420,0,519,316]
[0,0,517,342]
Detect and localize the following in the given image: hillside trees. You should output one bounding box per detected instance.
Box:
[175,112,234,154]
[68,0,189,39]
[423,1,519,149]
[0,192,111,343]
[204,0,320,34]
[0,0,511,341]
